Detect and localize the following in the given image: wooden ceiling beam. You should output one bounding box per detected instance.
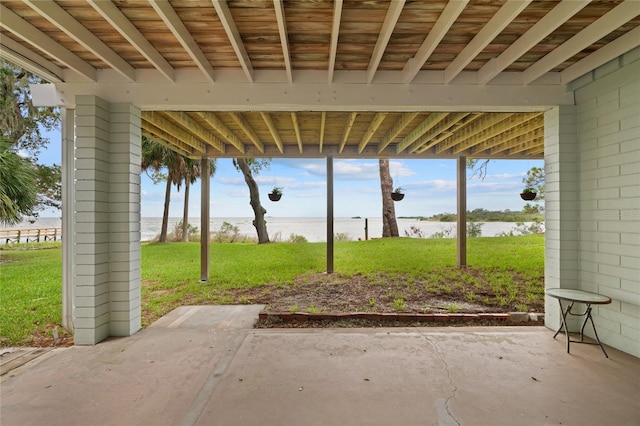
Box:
[396,113,448,154]
[319,112,327,153]
[196,112,246,154]
[213,0,253,83]
[260,112,284,153]
[24,0,136,82]
[358,113,388,153]
[339,112,358,154]
[291,113,303,153]
[410,113,471,153]
[478,0,589,84]
[456,113,535,154]
[444,0,531,84]
[0,36,63,83]
[377,112,418,153]
[143,112,207,153]
[274,0,293,83]
[524,0,640,84]
[151,0,216,83]
[229,113,264,153]
[141,128,192,158]
[483,123,544,155]
[163,111,225,153]
[402,0,468,84]
[367,0,405,84]
[88,0,174,82]
[328,0,343,83]
[417,113,483,154]
[503,137,544,156]
[443,113,513,154]
[0,4,96,81]
[488,130,543,155]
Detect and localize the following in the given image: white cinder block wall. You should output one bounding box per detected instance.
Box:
[569,47,640,357]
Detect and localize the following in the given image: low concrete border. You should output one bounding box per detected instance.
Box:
[259,311,544,324]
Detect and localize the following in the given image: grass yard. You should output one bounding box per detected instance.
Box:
[0,235,544,346]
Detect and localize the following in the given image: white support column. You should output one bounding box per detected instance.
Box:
[61,108,75,332]
[73,95,141,344]
[544,105,579,331]
[108,103,142,337]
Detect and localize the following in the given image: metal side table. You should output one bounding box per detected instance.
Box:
[546,288,612,358]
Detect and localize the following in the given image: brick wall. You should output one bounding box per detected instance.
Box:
[570,47,640,357]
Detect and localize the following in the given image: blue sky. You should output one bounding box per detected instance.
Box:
[37,129,542,218]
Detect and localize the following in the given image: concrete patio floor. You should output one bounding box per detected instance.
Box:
[1,305,639,426]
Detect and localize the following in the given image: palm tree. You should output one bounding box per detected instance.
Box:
[0,138,37,225]
[175,157,216,242]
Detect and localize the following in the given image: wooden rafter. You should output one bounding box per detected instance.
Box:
[442,114,514,155]
[274,0,292,83]
[466,114,542,155]
[338,113,358,154]
[358,113,388,153]
[88,0,174,82]
[163,111,225,153]
[150,0,216,83]
[196,112,246,154]
[410,113,471,154]
[229,113,264,153]
[367,0,405,84]
[143,112,207,153]
[291,113,303,153]
[213,0,253,83]
[487,129,544,156]
[0,36,63,83]
[396,113,448,154]
[141,128,191,157]
[328,0,343,83]
[377,113,418,153]
[260,112,284,153]
[319,112,326,153]
[501,136,544,156]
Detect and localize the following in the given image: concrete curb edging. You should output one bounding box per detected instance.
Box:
[258,311,545,324]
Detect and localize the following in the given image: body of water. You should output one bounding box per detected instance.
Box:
[6,217,543,243]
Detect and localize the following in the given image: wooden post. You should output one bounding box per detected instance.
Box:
[200,156,210,282]
[457,156,467,268]
[364,218,369,241]
[326,155,334,274]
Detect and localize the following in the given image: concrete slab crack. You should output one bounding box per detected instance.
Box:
[424,336,461,426]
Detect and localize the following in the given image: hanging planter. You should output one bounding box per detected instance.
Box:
[391,187,405,201]
[268,186,283,202]
[520,188,537,201]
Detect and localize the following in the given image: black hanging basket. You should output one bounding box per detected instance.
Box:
[520,192,536,201]
[268,193,282,202]
[391,192,405,201]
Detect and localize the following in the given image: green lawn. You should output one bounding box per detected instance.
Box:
[0,235,544,346]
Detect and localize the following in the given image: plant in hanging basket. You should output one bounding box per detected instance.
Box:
[391,187,405,201]
[268,186,283,202]
[520,187,537,201]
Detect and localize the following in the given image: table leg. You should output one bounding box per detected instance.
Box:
[553,299,573,353]
[584,305,609,358]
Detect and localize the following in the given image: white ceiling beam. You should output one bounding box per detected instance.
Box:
[24,0,135,82]
[402,0,468,84]
[150,0,216,84]
[0,4,96,81]
[477,0,589,85]
[0,37,63,83]
[229,113,264,153]
[274,0,293,83]
[328,0,343,83]
[561,25,640,84]
[524,0,640,84]
[212,0,253,83]
[88,0,174,82]
[444,0,531,84]
[260,112,284,153]
[366,0,405,84]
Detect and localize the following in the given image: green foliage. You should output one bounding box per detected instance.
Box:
[0,139,37,224]
[170,221,199,241]
[523,166,545,201]
[287,233,308,243]
[334,232,352,242]
[270,186,283,195]
[427,208,543,223]
[466,222,483,238]
[212,221,241,243]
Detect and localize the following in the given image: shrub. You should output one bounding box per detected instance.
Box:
[287,233,308,243]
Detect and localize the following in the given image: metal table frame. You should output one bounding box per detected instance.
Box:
[546,288,612,358]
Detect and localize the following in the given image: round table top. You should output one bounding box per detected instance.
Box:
[546,288,611,304]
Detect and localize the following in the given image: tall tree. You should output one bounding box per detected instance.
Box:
[233,158,270,243]
[379,159,399,237]
[1,61,61,221]
[175,157,216,242]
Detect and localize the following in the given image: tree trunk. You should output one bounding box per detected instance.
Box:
[379,159,399,237]
[159,177,171,243]
[182,179,190,242]
[236,158,270,243]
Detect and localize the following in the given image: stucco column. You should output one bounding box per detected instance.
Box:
[73,95,141,344]
[544,105,579,331]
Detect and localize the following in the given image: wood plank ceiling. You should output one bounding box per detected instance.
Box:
[2,0,639,159]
